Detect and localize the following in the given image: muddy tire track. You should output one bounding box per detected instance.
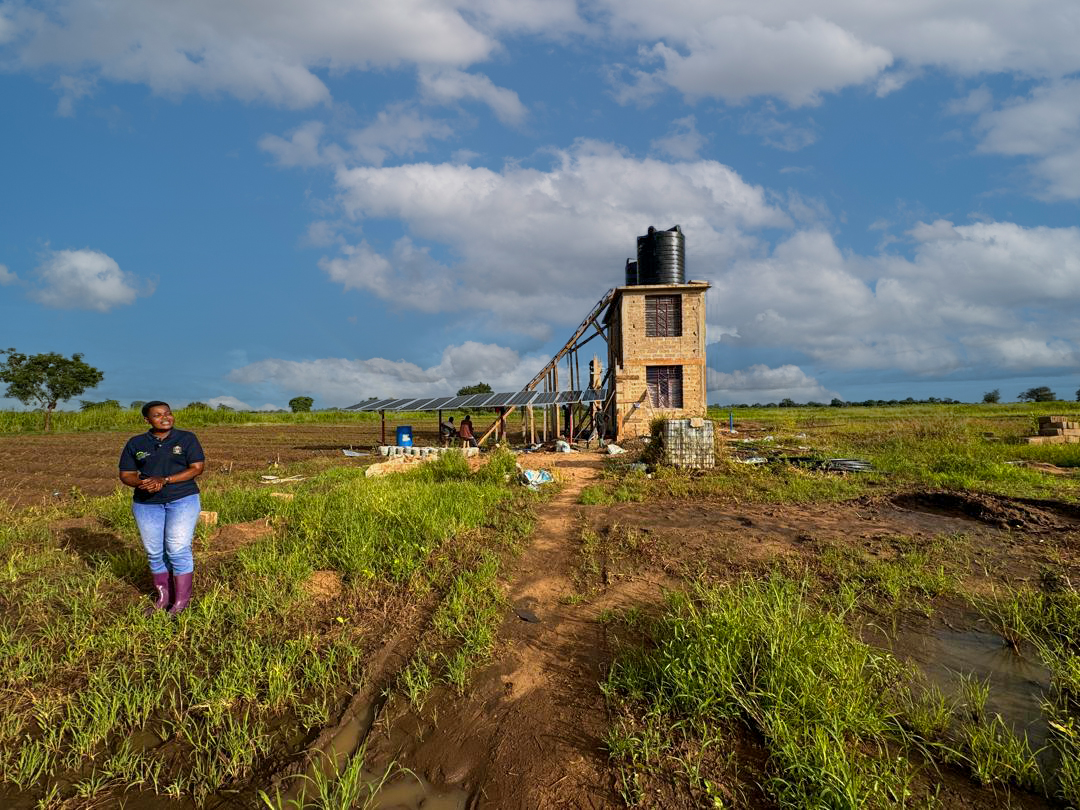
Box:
[366,453,656,809]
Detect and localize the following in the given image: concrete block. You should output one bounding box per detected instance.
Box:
[1040,421,1079,432]
[1027,435,1066,445]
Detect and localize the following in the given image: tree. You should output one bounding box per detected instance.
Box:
[186,401,210,410]
[0,348,104,432]
[1018,386,1056,403]
[130,400,146,411]
[982,389,1001,404]
[1076,388,1080,402]
[456,382,493,396]
[289,396,314,413]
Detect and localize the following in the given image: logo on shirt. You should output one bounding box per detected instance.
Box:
[172,446,183,455]
[135,451,150,460]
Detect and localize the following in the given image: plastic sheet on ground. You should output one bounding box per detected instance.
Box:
[606,444,626,455]
[555,440,576,453]
[342,449,368,457]
[519,469,554,491]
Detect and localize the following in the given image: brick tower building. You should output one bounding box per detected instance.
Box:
[604,271,710,441]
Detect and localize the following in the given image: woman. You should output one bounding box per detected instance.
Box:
[458,414,478,447]
[119,401,205,615]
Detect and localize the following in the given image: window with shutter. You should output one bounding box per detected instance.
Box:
[646,366,683,408]
[645,295,682,337]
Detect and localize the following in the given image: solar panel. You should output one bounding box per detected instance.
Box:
[507,390,538,407]
[476,391,531,409]
[425,396,456,411]
[474,392,508,408]
[461,393,496,408]
[557,390,582,404]
[581,388,607,402]
[440,395,474,409]
[348,398,395,411]
[402,397,439,411]
[532,391,561,406]
[381,398,417,410]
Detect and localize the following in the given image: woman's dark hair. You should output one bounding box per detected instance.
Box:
[141,400,170,418]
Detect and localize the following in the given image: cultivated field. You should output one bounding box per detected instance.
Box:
[1,404,1079,808]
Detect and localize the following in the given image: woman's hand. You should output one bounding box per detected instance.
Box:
[136,476,167,493]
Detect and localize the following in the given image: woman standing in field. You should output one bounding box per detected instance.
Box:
[119,401,205,615]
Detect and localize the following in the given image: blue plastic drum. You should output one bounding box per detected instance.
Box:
[396,425,413,447]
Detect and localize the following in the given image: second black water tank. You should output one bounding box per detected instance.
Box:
[636,225,684,284]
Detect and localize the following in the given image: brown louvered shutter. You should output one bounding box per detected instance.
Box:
[645,295,682,337]
[646,366,683,408]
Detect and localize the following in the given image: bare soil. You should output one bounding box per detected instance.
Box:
[0,420,450,507]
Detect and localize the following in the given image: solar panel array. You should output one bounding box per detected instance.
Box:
[346,390,607,412]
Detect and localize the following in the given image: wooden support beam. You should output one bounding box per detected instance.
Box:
[478,406,516,446]
[380,410,386,445]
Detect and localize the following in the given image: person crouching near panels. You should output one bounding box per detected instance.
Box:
[119,401,205,615]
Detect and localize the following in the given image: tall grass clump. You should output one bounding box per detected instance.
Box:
[972,584,1080,804]
[604,574,916,808]
[282,451,511,584]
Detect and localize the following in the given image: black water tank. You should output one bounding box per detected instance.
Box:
[636,225,684,285]
[624,259,638,286]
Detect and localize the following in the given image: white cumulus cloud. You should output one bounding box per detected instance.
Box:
[206,395,282,412]
[29,248,149,312]
[707,364,839,404]
[602,1,1080,106]
[323,139,789,336]
[650,115,707,160]
[0,264,17,285]
[3,0,496,108]
[228,341,548,405]
[710,220,1080,376]
[418,68,528,126]
[964,79,1080,200]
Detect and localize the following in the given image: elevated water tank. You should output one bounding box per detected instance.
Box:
[624,259,638,286]
[636,225,685,285]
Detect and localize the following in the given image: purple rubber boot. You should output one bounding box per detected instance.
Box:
[168,572,194,615]
[144,571,172,615]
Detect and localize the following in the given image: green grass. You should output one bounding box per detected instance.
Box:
[0,448,526,804]
[603,571,1055,808]
[604,574,916,808]
[599,404,1080,506]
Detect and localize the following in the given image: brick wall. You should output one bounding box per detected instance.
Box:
[606,282,709,440]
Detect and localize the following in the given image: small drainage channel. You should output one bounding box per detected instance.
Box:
[266,686,469,810]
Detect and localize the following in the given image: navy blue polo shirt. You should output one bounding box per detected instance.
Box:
[119,429,205,504]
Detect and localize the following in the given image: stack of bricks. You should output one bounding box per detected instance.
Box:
[1026,415,1080,444]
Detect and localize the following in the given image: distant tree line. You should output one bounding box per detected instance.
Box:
[713,384,1080,409]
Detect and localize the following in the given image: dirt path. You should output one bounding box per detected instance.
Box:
[366,451,655,809]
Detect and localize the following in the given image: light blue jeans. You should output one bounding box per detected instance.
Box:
[132,493,199,575]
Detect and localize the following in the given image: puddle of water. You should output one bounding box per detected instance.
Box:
[366,772,468,810]
[880,620,1052,751]
[271,692,469,810]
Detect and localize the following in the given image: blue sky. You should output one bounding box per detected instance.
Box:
[2,0,1080,409]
